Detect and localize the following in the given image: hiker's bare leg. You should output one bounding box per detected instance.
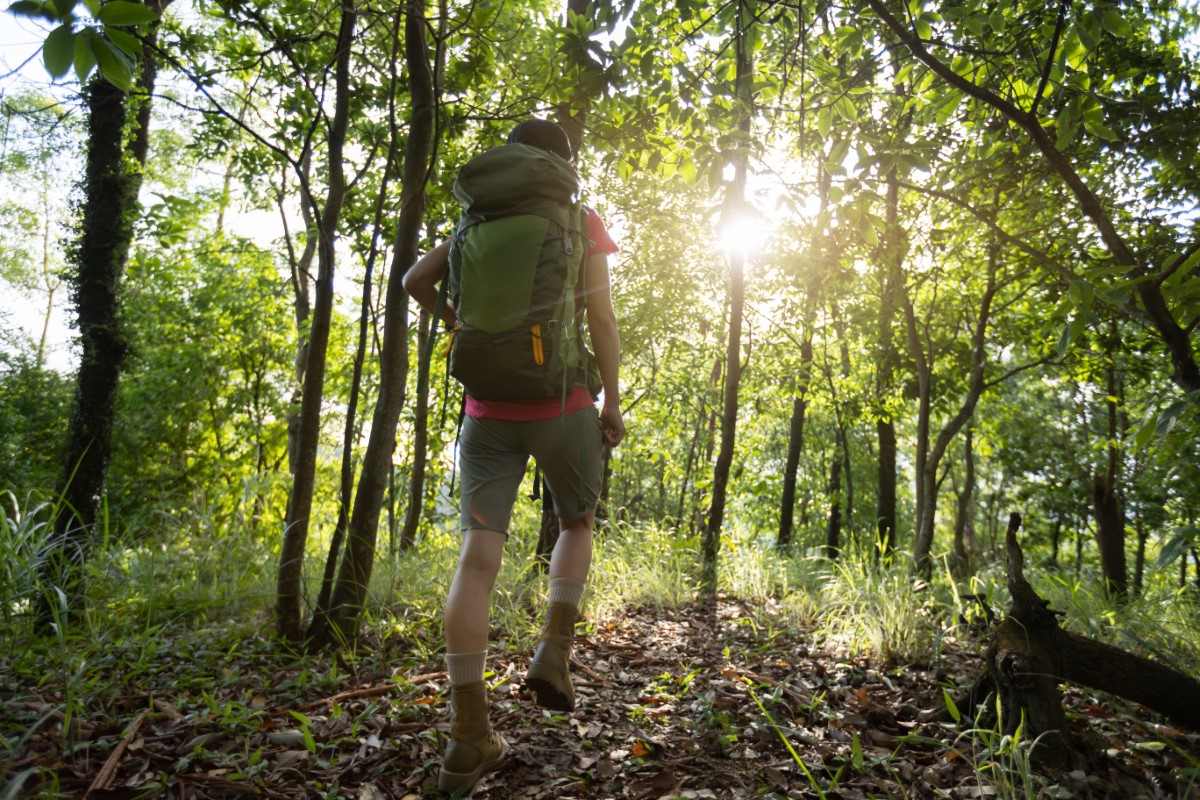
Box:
[445,529,506,656]
[548,511,595,584]
[440,529,508,793]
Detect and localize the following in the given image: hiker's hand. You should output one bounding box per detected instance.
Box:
[601,401,625,448]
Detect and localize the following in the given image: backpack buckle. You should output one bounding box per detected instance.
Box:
[545,319,560,334]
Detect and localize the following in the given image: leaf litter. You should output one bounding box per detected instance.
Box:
[2,598,1198,798]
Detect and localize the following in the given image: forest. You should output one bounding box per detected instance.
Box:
[1,0,1199,796]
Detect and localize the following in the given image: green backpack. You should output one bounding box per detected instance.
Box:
[443,142,600,402]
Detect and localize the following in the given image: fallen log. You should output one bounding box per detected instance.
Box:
[962,512,1200,765]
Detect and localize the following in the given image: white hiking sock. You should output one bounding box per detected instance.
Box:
[547,577,585,609]
[445,650,488,686]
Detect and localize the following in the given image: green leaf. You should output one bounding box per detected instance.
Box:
[1162,248,1200,289]
[1132,414,1156,450]
[1067,279,1094,312]
[833,95,858,123]
[1055,112,1079,150]
[942,689,961,723]
[8,0,56,21]
[1154,399,1190,437]
[1099,288,1130,305]
[105,26,141,56]
[91,34,132,90]
[1083,115,1118,141]
[964,14,986,37]
[1099,9,1131,38]
[1077,13,1101,50]
[96,0,158,25]
[1153,526,1197,570]
[42,22,75,78]
[816,105,833,137]
[1056,314,1087,359]
[73,27,97,82]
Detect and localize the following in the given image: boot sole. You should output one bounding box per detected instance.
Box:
[438,737,508,794]
[525,664,574,712]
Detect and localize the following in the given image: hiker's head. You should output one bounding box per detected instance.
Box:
[507,118,573,162]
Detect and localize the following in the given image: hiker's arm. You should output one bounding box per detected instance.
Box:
[585,252,625,448]
[403,238,456,327]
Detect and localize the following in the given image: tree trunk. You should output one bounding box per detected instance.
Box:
[778,335,812,549]
[1092,351,1127,599]
[276,0,357,641]
[35,0,169,631]
[309,61,403,638]
[778,394,807,549]
[321,0,435,644]
[1133,518,1147,597]
[950,425,974,580]
[779,144,832,551]
[875,150,905,560]
[702,4,753,597]
[400,309,432,551]
[824,423,843,560]
[910,239,998,579]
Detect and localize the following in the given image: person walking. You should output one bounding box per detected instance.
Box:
[403,118,625,794]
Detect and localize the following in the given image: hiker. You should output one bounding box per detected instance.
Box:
[403,118,625,794]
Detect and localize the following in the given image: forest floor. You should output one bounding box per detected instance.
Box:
[4,597,1200,799]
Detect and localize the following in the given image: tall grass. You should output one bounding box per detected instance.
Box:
[6,485,1198,682]
[0,491,54,633]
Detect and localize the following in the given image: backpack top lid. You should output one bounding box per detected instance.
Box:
[452,143,581,227]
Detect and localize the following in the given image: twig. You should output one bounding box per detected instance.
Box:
[86,711,146,796]
[300,684,397,710]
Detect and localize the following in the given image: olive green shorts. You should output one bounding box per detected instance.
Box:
[458,407,603,535]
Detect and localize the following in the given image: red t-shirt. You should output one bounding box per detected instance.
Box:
[465,208,617,421]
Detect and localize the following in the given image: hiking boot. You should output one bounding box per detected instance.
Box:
[438,681,507,794]
[525,601,579,711]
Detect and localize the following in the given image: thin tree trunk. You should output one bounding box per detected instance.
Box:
[1133,518,1147,597]
[323,0,435,644]
[825,423,844,560]
[276,0,357,641]
[875,145,905,560]
[778,393,807,549]
[910,239,999,578]
[702,2,753,597]
[400,309,432,551]
[309,61,402,637]
[1092,347,1127,600]
[951,425,974,580]
[1050,517,1061,567]
[780,144,833,550]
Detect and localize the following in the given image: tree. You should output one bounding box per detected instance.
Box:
[23,0,171,631]
[314,0,436,646]
[701,0,754,597]
[0,92,76,368]
[274,0,357,641]
[864,0,1200,412]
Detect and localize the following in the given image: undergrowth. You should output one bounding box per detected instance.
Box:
[4,492,1200,799]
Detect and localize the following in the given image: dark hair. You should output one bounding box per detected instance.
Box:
[506,118,573,161]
